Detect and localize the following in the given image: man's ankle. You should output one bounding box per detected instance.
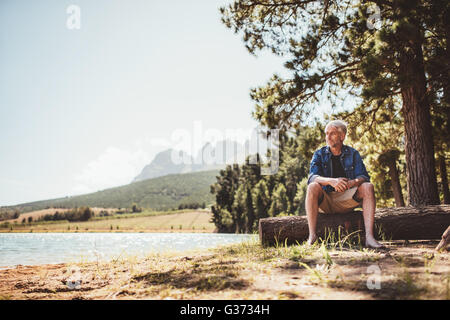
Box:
[308,234,317,244]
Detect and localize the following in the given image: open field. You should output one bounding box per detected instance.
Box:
[0,210,216,233]
[0,238,448,300]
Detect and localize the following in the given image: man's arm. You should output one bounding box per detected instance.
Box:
[347,176,366,189]
[307,150,323,185]
[353,150,370,182]
[309,150,352,192]
[315,176,350,192]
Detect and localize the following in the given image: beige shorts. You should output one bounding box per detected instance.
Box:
[318,187,362,214]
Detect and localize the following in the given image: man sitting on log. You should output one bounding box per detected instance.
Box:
[306,120,383,248]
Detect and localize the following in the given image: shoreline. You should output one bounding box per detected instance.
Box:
[0,239,448,300]
[0,232,257,271]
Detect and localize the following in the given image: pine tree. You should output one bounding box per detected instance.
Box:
[232,184,248,233]
[269,184,289,216]
[245,185,255,232]
[220,0,448,206]
[252,180,271,230]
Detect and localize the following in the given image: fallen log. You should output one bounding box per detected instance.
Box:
[258,205,450,246]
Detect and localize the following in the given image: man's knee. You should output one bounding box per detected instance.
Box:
[307,182,323,197]
[358,182,374,196]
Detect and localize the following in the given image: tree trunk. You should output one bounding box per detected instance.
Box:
[258,205,450,246]
[399,41,440,206]
[439,156,450,204]
[386,160,405,207]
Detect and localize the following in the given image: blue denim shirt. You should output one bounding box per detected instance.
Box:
[307,145,370,193]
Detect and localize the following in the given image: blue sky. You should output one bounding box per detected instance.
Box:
[0,0,334,206]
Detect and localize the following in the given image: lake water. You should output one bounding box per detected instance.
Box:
[0,233,257,268]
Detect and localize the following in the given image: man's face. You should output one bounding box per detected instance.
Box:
[325,125,345,149]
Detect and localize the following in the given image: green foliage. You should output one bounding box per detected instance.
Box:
[178,202,204,210]
[131,203,142,213]
[268,184,288,217]
[293,177,309,216]
[232,184,248,233]
[252,179,271,223]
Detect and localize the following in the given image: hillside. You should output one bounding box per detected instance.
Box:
[5,169,220,213]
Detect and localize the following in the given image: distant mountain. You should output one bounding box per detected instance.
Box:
[7,169,221,213]
[133,139,249,183]
[132,148,196,182]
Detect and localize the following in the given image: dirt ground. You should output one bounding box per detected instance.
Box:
[0,240,448,300]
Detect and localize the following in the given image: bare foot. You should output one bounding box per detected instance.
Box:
[365,236,384,249]
[307,235,318,246]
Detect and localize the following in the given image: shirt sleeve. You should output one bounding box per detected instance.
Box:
[353,150,370,182]
[308,150,323,185]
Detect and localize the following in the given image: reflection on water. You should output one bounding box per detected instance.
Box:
[0,233,256,268]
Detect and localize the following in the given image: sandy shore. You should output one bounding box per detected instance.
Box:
[0,240,448,300]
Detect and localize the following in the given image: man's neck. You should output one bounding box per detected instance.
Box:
[329,145,343,156]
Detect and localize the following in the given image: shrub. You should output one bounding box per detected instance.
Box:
[99,210,111,217]
[131,204,142,213]
[178,202,202,210]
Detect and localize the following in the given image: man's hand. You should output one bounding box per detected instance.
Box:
[347,179,355,189]
[330,178,348,192]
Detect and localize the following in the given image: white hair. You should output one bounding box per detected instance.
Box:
[325,120,347,135]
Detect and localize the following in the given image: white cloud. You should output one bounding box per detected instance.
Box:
[72,146,152,195]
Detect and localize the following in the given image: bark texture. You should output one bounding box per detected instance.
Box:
[399,41,440,206]
[386,159,405,207]
[259,205,450,246]
[439,156,450,204]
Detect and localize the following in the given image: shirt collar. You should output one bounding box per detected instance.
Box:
[325,145,349,155]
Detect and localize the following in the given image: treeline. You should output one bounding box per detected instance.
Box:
[0,210,20,221]
[210,125,324,233]
[36,207,95,222]
[178,202,206,210]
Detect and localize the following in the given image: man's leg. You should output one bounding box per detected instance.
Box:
[305,182,324,245]
[355,182,383,248]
